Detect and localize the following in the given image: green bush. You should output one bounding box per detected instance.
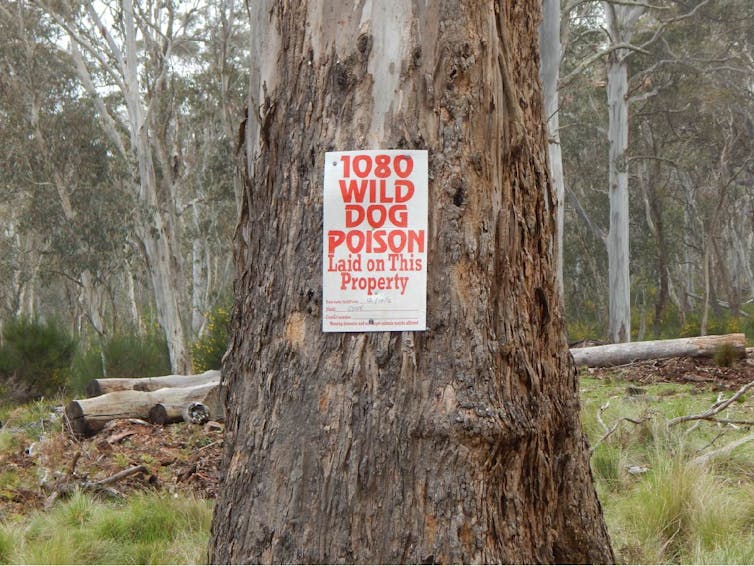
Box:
[569,300,754,345]
[70,331,171,394]
[0,316,75,399]
[192,304,231,372]
[101,332,171,378]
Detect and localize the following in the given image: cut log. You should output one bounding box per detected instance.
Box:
[570,333,746,368]
[148,387,225,425]
[184,402,211,425]
[85,369,220,397]
[148,403,188,426]
[66,381,220,436]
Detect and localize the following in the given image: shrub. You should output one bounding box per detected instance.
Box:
[100,331,171,378]
[0,317,75,400]
[713,342,739,367]
[192,304,231,372]
[70,331,171,394]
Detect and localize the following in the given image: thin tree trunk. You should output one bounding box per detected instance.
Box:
[138,226,191,373]
[210,2,613,563]
[606,50,631,343]
[121,0,190,373]
[701,242,711,335]
[604,4,642,343]
[126,266,144,333]
[192,236,207,336]
[539,0,565,299]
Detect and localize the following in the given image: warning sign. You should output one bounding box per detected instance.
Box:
[322,150,428,332]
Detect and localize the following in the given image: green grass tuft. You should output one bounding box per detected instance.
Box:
[582,374,754,564]
[0,526,14,563]
[0,491,213,564]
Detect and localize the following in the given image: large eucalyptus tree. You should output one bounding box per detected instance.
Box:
[209,1,613,563]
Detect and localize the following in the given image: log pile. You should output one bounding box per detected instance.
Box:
[65,369,225,436]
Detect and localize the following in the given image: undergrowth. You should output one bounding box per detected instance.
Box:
[581,375,754,564]
[2,369,753,563]
[0,491,213,564]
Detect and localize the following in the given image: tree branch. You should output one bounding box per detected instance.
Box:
[560,42,650,87]
[668,380,754,427]
[690,433,754,467]
[32,0,127,94]
[565,183,608,243]
[68,42,130,161]
[86,2,127,78]
[630,0,717,59]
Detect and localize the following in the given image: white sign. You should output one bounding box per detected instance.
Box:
[322,150,428,332]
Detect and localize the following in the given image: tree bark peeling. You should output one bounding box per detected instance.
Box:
[210,1,613,563]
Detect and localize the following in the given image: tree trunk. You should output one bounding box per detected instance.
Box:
[539,0,565,299]
[54,0,192,373]
[210,2,613,563]
[604,4,642,343]
[124,0,190,373]
[570,333,746,367]
[192,232,208,336]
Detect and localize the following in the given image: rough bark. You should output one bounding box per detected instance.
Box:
[210,1,613,563]
[571,333,746,367]
[66,381,220,436]
[85,369,220,397]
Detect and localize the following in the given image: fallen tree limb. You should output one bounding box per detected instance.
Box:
[85,369,220,396]
[66,382,221,436]
[44,462,148,508]
[690,433,754,467]
[590,398,653,454]
[92,464,148,487]
[570,334,746,367]
[668,380,754,427]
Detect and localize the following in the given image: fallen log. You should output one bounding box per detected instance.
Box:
[148,385,225,425]
[85,369,220,397]
[570,333,746,368]
[66,381,220,436]
[149,401,212,425]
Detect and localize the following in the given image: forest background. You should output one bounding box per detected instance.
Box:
[0,0,752,399]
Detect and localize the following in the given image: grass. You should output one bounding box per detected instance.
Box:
[0,395,215,564]
[0,491,213,564]
[581,374,754,564]
[2,372,753,563]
